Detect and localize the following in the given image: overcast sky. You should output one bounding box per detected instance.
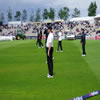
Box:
[0,0,100,19]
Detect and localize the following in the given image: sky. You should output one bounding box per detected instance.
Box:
[0,0,100,21]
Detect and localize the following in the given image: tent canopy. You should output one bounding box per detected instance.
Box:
[95,14,100,19]
[70,17,94,22]
[44,19,53,24]
[8,21,22,27]
[54,19,64,23]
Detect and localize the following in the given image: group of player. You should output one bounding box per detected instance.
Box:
[35,27,86,78]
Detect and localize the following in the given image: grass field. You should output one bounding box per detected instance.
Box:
[0,40,100,100]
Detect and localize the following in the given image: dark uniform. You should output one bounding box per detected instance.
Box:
[39,29,44,47]
[36,33,40,47]
[81,30,86,55]
[46,47,53,76]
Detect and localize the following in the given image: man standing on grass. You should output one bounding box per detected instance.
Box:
[39,28,44,48]
[46,27,54,78]
[57,29,63,52]
[36,32,40,47]
[81,29,86,56]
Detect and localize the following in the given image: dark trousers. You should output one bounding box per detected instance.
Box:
[36,39,39,46]
[82,43,86,55]
[57,41,63,51]
[46,47,53,76]
[39,39,44,47]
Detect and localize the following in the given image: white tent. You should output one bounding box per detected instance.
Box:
[94,14,100,24]
[70,17,95,24]
[95,14,100,18]
[54,19,64,23]
[8,21,22,27]
[44,19,53,24]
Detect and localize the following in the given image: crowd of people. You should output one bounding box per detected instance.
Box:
[67,21,100,36]
[0,21,100,40]
[0,24,31,36]
[0,22,65,37]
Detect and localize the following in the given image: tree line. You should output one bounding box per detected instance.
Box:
[0,1,97,23]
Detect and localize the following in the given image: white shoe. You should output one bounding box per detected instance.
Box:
[42,46,44,48]
[82,54,86,56]
[47,74,53,78]
[60,51,63,52]
[47,74,49,77]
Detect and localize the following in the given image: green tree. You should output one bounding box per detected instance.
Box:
[58,8,64,19]
[35,8,41,22]
[0,13,5,23]
[15,11,21,21]
[7,8,12,21]
[22,9,27,22]
[63,7,70,21]
[30,10,34,22]
[43,9,49,20]
[88,1,97,16]
[58,7,70,21]
[48,8,55,21]
[72,8,80,18]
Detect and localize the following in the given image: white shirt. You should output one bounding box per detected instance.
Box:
[58,32,62,41]
[46,32,54,47]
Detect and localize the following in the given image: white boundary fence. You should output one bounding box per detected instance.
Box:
[0,36,16,41]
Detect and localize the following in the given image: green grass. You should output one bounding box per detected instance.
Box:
[0,40,100,100]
